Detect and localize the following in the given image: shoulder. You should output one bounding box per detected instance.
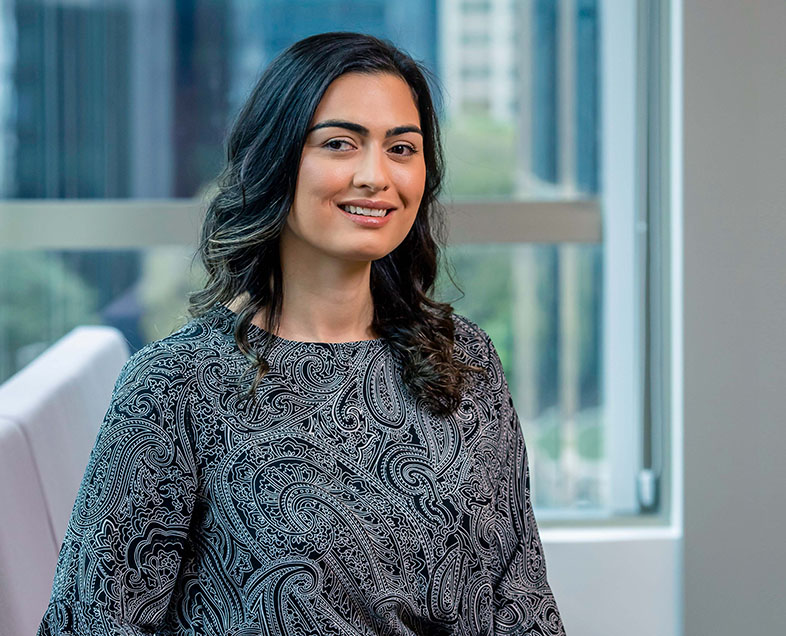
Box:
[113,320,205,396]
[449,312,494,369]
[450,312,488,340]
[450,312,508,389]
[99,332,200,456]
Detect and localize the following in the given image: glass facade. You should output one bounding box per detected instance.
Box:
[0,0,617,518]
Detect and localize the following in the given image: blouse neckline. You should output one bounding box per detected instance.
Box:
[212,303,386,349]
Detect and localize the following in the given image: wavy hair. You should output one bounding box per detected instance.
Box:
[188,32,484,416]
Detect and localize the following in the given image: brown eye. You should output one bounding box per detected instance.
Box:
[323,139,354,151]
[390,144,417,156]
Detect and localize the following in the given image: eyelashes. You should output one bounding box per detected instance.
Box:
[322,139,419,157]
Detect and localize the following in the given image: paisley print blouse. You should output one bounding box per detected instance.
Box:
[37,303,565,635]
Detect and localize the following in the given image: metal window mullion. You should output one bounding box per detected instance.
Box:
[514,0,533,195]
[637,0,671,517]
[636,0,654,511]
[558,0,576,193]
[601,0,640,517]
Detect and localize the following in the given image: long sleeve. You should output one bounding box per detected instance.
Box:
[37,343,198,636]
[484,333,566,635]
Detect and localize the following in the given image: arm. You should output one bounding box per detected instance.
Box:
[484,333,566,635]
[37,343,198,635]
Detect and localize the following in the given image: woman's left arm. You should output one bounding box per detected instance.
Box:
[484,332,567,635]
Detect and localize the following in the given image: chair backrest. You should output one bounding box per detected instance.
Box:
[0,417,58,636]
[0,325,129,636]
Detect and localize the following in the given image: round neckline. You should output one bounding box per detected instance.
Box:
[213,303,385,348]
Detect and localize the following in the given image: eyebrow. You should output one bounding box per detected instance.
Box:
[307,119,423,138]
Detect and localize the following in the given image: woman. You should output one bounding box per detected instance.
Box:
[38,32,566,635]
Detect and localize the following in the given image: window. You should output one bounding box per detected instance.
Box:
[461,0,492,13]
[460,31,491,47]
[459,65,492,79]
[0,0,671,526]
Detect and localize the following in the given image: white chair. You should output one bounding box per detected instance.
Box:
[0,326,129,636]
[0,416,58,636]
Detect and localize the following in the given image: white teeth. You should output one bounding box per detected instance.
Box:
[342,205,388,217]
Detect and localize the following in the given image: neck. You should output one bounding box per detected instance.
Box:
[274,261,377,342]
[232,241,378,343]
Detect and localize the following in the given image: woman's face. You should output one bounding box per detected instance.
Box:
[283,72,427,265]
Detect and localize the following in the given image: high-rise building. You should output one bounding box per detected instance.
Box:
[439,0,517,122]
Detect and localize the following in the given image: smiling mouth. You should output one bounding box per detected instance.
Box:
[338,204,394,217]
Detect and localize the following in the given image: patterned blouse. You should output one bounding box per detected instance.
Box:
[37,303,566,635]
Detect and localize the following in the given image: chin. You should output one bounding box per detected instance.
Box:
[336,246,394,262]
[353,251,393,263]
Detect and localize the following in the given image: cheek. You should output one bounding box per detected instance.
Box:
[390,154,423,181]
[399,162,427,201]
[296,156,348,201]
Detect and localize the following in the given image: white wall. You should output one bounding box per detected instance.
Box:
[543,528,680,636]
[683,1,786,634]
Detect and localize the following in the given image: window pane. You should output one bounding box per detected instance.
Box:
[0,0,599,201]
[436,243,605,515]
[0,248,204,380]
[1,241,605,518]
[1,240,606,518]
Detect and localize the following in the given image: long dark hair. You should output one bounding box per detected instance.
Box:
[188,32,484,416]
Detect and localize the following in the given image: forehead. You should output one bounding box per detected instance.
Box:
[310,72,420,128]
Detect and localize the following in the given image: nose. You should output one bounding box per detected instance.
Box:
[352,145,390,192]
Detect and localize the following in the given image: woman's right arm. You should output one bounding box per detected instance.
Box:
[37,342,198,635]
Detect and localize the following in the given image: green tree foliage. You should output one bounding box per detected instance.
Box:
[441,114,516,199]
[0,251,98,381]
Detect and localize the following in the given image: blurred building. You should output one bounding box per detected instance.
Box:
[439,0,517,122]
[0,0,439,350]
[439,0,598,193]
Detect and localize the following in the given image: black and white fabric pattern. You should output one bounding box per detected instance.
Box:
[37,303,566,635]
